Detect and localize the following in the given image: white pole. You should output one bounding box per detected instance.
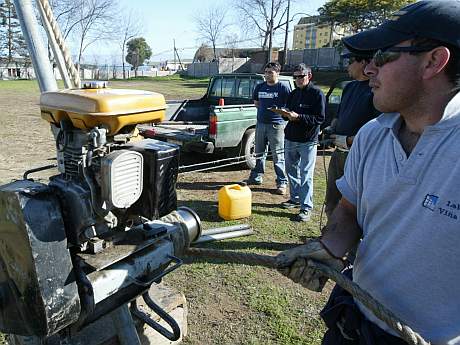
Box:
[13,0,57,92]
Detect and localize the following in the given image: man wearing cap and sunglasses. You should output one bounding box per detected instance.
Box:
[276,1,460,344]
[324,52,379,218]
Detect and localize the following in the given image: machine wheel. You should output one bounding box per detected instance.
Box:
[241,128,256,170]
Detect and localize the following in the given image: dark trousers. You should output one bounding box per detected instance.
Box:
[320,269,408,345]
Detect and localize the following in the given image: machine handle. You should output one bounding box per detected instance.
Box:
[130,292,181,341]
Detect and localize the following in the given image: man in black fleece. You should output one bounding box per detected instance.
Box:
[281,64,325,222]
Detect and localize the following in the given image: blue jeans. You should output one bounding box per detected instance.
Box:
[284,139,317,211]
[249,122,287,187]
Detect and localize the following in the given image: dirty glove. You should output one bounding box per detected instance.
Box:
[276,240,345,292]
[330,134,349,150]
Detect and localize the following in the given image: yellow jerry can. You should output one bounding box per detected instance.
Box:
[218,184,252,220]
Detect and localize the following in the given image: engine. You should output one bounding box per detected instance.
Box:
[0,83,201,340]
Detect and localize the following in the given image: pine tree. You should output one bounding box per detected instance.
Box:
[0,0,28,64]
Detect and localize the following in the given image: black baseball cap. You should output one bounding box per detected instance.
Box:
[341,50,373,59]
[343,1,460,52]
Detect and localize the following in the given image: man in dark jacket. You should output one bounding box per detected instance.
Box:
[281,64,325,221]
[324,52,380,217]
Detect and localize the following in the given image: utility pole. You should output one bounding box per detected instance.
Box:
[267,0,274,63]
[173,39,176,70]
[329,20,334,47]
[283,0,291,67]
[174,46,184,71]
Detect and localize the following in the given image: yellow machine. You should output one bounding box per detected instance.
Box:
[40,86,166,135]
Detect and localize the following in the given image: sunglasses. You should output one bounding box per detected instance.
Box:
[373,45,438,67]
[293,75,306,79]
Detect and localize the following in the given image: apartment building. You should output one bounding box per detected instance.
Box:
[292,15,351,49]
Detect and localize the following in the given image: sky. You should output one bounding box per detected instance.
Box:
[88,0,327,64]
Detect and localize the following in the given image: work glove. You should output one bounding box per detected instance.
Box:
[330,134,349,150]
[276,240,345,292]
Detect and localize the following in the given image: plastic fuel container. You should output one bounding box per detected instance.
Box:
[218,184,252,220]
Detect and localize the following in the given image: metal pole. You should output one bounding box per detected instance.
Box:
[267,0,274,63]
[193,229,254,244]
[13,0,57,92]
[200,224,251,236]
[283,0,291,67]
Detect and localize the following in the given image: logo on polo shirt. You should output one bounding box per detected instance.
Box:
[423,194,459,220]
[422,194,438,211]
[259,91,278,99]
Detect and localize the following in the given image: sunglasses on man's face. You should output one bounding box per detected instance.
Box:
[293,74,306,80]
[373,45,438,67]
[348,57,360,64]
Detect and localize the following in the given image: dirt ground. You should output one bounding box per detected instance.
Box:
[0,80,333,344]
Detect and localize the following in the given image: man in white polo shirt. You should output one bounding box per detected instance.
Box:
[276,1,460,344]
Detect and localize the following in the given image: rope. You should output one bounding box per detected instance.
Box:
[178,140,327,175]
[37,0,81,88]
[185,247,430,345]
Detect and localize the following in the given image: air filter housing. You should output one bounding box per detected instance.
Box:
[101,150,143,209]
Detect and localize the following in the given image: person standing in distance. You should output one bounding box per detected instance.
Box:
[281,64,325,222]
[324,52,379,217]
[246,61,290,195]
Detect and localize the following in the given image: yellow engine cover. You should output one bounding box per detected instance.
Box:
[40,88,166,135]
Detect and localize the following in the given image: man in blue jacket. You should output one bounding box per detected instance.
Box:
[281,64,325,221]
[247,61,290,195]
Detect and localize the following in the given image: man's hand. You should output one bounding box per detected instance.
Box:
[330,134,349,150]
[285,111,300,121]
[276,240,345,292]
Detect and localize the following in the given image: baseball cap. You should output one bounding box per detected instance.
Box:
[343,1,460,52]
[341,50,373,59]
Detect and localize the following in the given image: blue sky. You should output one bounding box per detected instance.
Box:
[93,0,327,63]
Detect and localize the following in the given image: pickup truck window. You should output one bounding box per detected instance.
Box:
[210,76,264,101]
[237,79,251,98]
[210,77,236,97]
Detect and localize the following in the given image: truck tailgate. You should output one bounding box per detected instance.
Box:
[139,124,208,146]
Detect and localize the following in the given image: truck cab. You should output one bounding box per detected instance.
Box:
[142,73,294,169]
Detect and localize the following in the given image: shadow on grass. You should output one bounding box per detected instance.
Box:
[195,240,304,251]
[178,181,267,191]
[178,181,231,191]
[183,240,315,267]
[177,200,221,222]
[182,82,210,89]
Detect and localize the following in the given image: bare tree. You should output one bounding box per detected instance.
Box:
[224,33,239,58]
[234,0,289,51]
[193,6,229,60]
[49,0,83,40]
[75,0,118,66]
[116,9,141,79]
[48,0,118,67]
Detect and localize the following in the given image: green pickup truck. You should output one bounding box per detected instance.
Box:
[140,73,295,169]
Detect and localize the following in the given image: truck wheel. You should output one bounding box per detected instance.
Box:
[241,128,256,170]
